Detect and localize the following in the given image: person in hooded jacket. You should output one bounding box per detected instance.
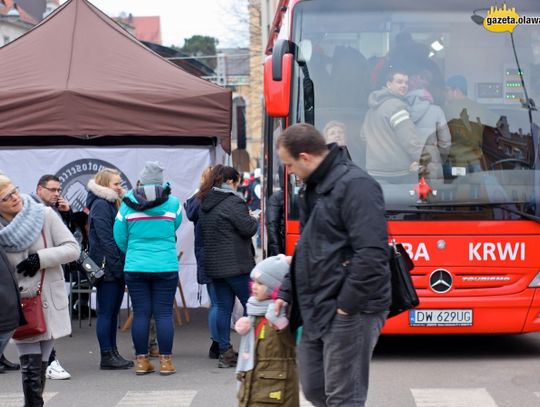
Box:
[198,165,258,368]
[361,68,427,183]
[183,165,221,360]
[406,71,451,180]
[113,161,182,376]
[86,168,132,370]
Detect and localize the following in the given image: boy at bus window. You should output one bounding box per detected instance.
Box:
[323,120,347,146]
[275,124,390,407]
[361,68,428,183]
[235,255,298,407]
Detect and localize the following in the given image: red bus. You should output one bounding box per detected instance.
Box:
[262,0,540,334]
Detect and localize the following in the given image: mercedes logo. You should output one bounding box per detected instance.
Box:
[429,269,453,293]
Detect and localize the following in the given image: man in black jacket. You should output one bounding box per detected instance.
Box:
[275,123,391,407]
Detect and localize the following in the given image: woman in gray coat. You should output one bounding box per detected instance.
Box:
[0,174,79,407]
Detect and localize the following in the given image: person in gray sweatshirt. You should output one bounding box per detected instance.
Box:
[361,69,427,183]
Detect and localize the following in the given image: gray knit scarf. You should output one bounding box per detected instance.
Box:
[236,297,275,376]
[0,194,44,252]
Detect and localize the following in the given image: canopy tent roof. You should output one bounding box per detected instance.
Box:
[0,0,232,151]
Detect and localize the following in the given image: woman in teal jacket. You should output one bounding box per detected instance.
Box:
[113,161,181,376]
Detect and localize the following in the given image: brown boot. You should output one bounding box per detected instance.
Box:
[218,346,237,368]
[159,355,176,376]
[148,343,159,358]
[135,355,155,375]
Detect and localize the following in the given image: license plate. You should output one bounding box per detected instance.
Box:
[409,309,473,327]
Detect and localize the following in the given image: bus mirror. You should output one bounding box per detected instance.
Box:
[264,54,293,117]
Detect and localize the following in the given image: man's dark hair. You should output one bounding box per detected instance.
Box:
[385,68,408,84]
[37,174,60,189]
[276,123,327,159]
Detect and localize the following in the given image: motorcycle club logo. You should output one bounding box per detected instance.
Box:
[55,159,132,212]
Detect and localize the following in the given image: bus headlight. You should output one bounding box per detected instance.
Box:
[528,272,540,288]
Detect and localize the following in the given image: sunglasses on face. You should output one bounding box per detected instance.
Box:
[0,186,19,202]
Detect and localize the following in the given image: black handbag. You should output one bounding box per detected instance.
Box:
[388,242,419,318]
[76,251,105,287]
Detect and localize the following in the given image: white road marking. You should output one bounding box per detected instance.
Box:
[411,388,498,407]
[0,392,57,407]
[115,390,197,407]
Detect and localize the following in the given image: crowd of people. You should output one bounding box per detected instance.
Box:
[1,125,393,407]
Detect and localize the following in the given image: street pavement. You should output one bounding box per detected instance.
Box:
[2,308,540,406]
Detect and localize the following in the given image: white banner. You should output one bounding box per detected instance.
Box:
[0,145,222,307]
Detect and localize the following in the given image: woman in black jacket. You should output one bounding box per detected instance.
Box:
[198,165,258,368]
[0,245,24,373]
[87,169,132,370]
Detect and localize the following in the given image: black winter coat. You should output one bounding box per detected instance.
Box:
[184,195,211,285]
[87,191,125,281]
[0,245,25,332]
[279,146,391,340]
[265,191,285,256]
[199,188,258,279]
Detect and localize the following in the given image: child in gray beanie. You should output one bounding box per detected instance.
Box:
[235,254,299,406]
[139,161,164,185]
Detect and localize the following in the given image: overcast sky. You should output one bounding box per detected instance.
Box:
[64,0,248,48]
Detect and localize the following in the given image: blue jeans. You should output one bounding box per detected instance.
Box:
[206,282,219,342]
[298,311,387,407]
[125,272,178,356]
[212,274,251,352]
[0,330,14,356]
[96,280,125,352]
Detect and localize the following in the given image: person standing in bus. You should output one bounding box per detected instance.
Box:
[406,71,451,180]
[275,123,391,407]
[361,68,427,183]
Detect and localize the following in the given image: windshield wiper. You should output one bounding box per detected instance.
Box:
[414,201,540,223]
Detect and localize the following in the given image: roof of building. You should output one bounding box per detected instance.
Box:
[132,15,161,44]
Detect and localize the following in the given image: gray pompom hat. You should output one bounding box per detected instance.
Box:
[139,161,164,185]
[250,255,290,292]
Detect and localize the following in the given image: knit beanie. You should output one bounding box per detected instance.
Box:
[139,161,164,185]
[250,254,289,293]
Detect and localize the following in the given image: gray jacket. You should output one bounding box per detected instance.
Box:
[8,207,79,343]
[361,88,424,177]
[407,90,452,179]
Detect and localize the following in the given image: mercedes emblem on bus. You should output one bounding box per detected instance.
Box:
[429,269,453,293]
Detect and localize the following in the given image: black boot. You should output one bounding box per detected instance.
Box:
[208,340,219,359]
[112,348,134,368]
[0,364,4,373]
[100,350,132,370]
[20,354,44,407]
[0,354,20,370]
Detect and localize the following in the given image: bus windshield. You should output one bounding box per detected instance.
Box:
[287,0,540,221]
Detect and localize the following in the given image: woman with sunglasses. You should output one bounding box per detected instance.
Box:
[0,175,79,406]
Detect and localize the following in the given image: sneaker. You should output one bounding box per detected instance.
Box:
[159,355,176,376]
[218,347,237,368]
[46,360,71,380]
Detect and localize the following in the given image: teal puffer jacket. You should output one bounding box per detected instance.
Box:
[113,183,182,272]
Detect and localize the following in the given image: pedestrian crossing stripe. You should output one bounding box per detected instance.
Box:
[0,392,58,407]
[411,388,498,407]
[116,390,197,407]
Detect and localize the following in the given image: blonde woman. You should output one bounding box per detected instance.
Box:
[86,169,132,370]
[0,174,79,406]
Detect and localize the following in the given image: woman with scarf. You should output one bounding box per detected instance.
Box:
[113,161,182,376]
[0,174,79,406]
[87,168,132,370]
[198,165,258,368]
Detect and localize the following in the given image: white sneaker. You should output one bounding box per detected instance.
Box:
[46,359,71,380]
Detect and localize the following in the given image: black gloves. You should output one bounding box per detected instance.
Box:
[16,254,41,277]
